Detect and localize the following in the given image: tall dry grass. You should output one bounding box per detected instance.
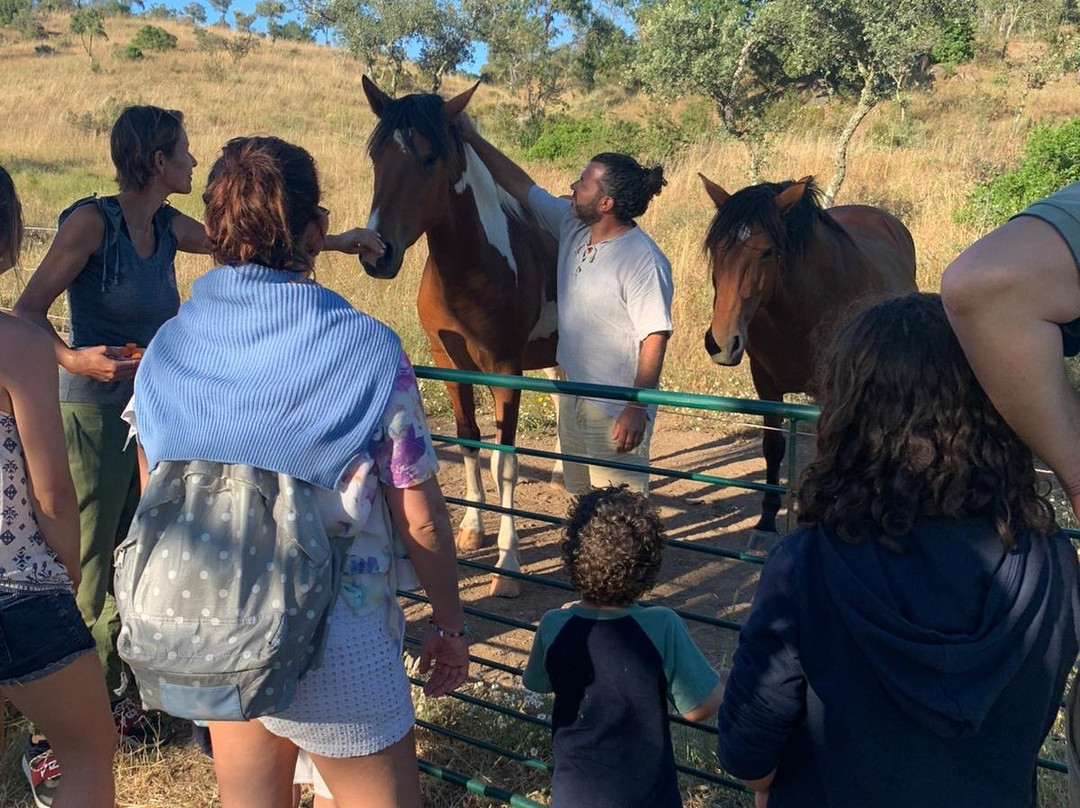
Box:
[2,15,1078,403]
[1,15,1078,807]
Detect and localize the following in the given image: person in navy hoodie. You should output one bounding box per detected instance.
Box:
[717,292,1080,808]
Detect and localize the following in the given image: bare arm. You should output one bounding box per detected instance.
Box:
[0,319,80,584]
[137,444,149,492]
[613,331,670,452]
[171,211,211,254]
[941,215,1080,514]
[456,115,537,209]
[383,476,469,696]
[13,206,139,382]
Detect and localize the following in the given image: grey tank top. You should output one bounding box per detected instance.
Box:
[58,196,181,406]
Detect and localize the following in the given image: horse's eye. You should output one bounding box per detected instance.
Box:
[422,154,438,168]
[761,248,774,258]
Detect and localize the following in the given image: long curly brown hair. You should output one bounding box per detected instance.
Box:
[797,293,1056,551]
[562,486,665,607]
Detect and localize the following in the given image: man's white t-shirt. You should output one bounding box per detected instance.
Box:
[528,186,674,418]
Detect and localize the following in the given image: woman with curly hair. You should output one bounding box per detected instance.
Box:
[523,486,723,808]
[717,293,1080,808]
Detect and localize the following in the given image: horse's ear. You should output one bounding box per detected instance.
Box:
[442,81,480,121]
[698,173,730,209]
[362,75,392,119]
[775,177,811,214]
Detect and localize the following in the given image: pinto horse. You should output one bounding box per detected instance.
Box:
[360,76,559,598]
[700,175,917,547]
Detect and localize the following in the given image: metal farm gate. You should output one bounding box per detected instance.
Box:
[405,367,1072,806]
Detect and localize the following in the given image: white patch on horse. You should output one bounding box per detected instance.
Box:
[392,129,411,155]
[527,293,557,342]
[366,209,380,234]
[454,143,520,277]
[737,224,752,243]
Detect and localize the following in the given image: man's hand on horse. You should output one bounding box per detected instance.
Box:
[612,404,647,453]
[326,227,385,263]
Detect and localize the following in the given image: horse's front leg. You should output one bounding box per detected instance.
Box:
[749,360,786,553]
[543,365,565,488]
[489,381,522,598]
[445,379,485,552]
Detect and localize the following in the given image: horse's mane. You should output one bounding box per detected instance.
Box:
[367,92,464,167]
[703,177,849,259]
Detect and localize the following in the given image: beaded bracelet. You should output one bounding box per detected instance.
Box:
[429,618,470,639]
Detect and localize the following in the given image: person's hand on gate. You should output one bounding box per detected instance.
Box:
[612,404,647,453]
[419,625,470,697]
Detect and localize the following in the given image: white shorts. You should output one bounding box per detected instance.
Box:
[259,598,414,758]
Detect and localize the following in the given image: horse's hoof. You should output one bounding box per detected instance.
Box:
[747,529,779,555]
[489,574,521,599]
[549,471,564,491]
[456,529,485,552]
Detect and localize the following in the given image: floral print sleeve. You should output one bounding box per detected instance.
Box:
[373,350,439,488]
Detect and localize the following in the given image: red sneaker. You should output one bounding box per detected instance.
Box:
[21,739,60,808]
[111,697,173,750]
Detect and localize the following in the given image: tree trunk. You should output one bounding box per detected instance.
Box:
[823,78,877,207]
[743,138,764,184]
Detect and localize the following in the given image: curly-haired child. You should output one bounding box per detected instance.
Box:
[523,486,723,808]
[717,293,1080,808]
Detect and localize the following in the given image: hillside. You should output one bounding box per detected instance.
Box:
[1,14,1078,403]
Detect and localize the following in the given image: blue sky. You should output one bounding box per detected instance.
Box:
[152,0,492,72]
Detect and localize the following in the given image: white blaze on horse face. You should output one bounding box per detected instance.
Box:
[454,143,521,278]
[365,209,380,234]
[392,129,411,155]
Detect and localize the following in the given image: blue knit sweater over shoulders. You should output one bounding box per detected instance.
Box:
[135,264,402,489]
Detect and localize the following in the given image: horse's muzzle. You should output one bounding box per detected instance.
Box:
[361,242,400,279]
[704,328,745,366]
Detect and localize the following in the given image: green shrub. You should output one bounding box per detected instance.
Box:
[960,117,1080,228]
[523,116,635,164]
[124,42,143,58]
[194,25,226,53]
[868,118,924,150]
[11,7,44,39]
[130,23,176,51]
[931,16,975,65]
[0,0,30,26]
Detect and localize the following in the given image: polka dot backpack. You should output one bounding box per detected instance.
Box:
[113,459,346,720]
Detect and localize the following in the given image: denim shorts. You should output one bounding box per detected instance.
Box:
[0,587,95,688]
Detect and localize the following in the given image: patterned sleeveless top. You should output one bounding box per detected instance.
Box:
[0,413,71,589]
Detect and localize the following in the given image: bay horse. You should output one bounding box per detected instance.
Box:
[700,175,917,547]
[360,76,559,598]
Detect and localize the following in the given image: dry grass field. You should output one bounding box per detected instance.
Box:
[1,12,1079,807]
